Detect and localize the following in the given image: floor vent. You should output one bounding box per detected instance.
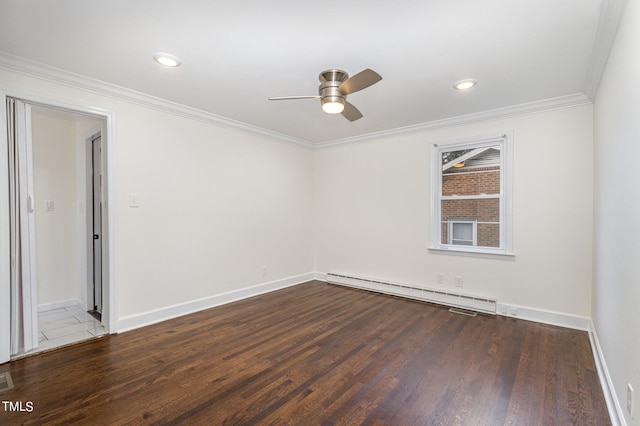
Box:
[327,272,497,315]
[0,372,14,392]
[449,308,478,317]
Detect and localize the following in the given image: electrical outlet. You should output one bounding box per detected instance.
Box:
[436,273,444,284]
[628,383,635,418]
[262,266,267,276]
[44,200,54,212]
[508,307,518,316]
[455,276,463,287]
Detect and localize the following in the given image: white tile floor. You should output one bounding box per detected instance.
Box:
[16,305,107,358]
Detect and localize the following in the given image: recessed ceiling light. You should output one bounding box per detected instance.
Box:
[153,53,182,68]
[453,79,477,90]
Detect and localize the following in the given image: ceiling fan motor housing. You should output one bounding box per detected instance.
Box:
[319,81,345,104]
[319,69,348,108]
[319,69,349,84]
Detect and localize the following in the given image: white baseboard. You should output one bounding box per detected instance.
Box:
[589,320,625,426]
[314,271,328,281]
[116,272,316,333]
[38,298,83,313]
[495,302,592,331]
[318,271,591,330]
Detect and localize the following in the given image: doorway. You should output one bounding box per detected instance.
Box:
[6,101,109,359]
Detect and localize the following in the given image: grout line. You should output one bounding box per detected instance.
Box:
[36,309,105,350]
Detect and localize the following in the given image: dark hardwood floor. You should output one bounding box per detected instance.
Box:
[0,281,609,425]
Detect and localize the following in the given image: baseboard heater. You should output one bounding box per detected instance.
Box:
[326,272,497,315]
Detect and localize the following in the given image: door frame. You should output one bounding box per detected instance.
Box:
[0,89,118,364]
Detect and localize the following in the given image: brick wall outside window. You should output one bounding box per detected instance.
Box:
[442,167,500,196]
[441,166,500,247]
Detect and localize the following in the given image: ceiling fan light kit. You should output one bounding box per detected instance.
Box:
[269,68,382,121]
[322,99,345,114]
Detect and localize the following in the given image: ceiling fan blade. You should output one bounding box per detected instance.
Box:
[341,102,363,121]
[339,69,382,95]
[268,95,320,101]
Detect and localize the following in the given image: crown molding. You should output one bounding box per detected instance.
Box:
[314,93,592,148]
[584,0,628,100]
[0,52,595,150]
[0,52,313,148]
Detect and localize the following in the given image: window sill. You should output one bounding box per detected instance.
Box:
[428,247,516,260]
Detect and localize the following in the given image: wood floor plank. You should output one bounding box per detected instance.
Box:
[0,281,610,425]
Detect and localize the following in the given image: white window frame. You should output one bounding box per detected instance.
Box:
[429,133,514,258]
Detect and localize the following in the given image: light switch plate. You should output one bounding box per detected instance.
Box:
[129,193,140,207]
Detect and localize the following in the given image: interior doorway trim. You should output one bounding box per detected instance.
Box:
[0,89,118,364]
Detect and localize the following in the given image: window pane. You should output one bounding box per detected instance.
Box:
[442,149,473,166]
[441,199,500,248]
[441,199,500,223]
[442,146,501,196]
[452,222,473,240]
[478,223,500,248]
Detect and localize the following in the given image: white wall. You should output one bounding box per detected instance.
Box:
[31,108,79,307]
[0,67,315,332]
[315,105,594,317]
[115,106,315,318]
[593,0,640,423]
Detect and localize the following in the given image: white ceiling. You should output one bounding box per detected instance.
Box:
[0,0,619,144]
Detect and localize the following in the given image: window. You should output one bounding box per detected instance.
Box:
[430,134,513,257]
[448,220,476,246]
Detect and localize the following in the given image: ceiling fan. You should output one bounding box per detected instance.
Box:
[268,68,382,121]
